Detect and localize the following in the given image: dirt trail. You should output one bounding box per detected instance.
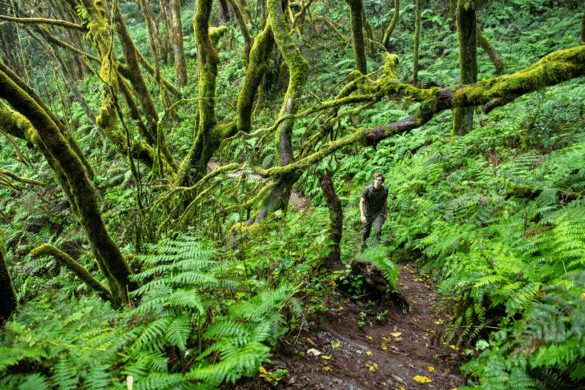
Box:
[210,162,468,388]
[227,262,470,390]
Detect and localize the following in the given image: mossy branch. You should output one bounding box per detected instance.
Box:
[37,25,101,65]
[136,50,182,98]
[250,45,585,180]
[313,15,349,43]
[0,15,84,30]
[476,24,504,74]
[30,244,112,301]
[0,168,46,186]
[382,0,399,50]
[366,45,585,144]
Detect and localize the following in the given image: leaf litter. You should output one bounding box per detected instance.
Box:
[224,262,470,389]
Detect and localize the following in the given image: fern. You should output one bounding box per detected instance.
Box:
[83,363,113,390]
[121,235,298,388]
[356,246,399,290]
[52,357,79,390]
[15,373,51,390]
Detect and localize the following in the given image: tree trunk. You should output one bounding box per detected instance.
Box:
[0,227,18,326]
[255,0,309,222]
[413,0,422,86]
[362,8,374,57]
[317,170,342,268]
[0,67,137,307]
[382,0,399,50]
[185,0,234,183]
[346,0,367,75]
[170,0,188,88]
[217,0,233,23]
[453,0,476,136]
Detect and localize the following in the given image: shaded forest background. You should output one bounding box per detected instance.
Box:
[0,0,584,388]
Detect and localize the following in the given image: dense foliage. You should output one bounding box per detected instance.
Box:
[0,0,584,388]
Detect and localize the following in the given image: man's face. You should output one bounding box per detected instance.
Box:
[373,177,383,189]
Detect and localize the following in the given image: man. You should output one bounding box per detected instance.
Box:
[360,173,388,248]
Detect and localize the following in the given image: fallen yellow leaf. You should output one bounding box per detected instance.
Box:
[395,338,402,341]
[366,335,373,340]
[390,332,402,337]
[428,367,435,372]
[321,355,331,359]
[381,344,388,351]
[382,337,391,342]
[414,375,433,383]
[331,341,341,348]
[322,366,332,371]
[366,363,378,372]
[259,367,267,374]
[307,338,316,346]
[366,351,372,356]
[450,345,459,350]
[339,306,344,310]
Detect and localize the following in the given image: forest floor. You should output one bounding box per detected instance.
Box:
[213,168,470,389]
[225,261,471,390]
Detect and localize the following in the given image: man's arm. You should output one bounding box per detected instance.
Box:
[360,197,366,224]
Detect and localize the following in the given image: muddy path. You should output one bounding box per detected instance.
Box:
[227,262,471,390]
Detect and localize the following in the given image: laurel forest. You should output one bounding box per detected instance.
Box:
[0,0,584,388]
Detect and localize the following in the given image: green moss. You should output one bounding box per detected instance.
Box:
[383,54,399,80]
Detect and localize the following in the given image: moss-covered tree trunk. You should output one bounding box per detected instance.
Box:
[453,0,476,136]
[317,170,342,268]
[382,0,399,50]
[346,0,367,75]
[0,67,137,307]
[182,0,234,183]
[177,0,274,187]
[170,0,188,88]
[413,0,422,86]
[0,227,18,325]
[255,0,309,222]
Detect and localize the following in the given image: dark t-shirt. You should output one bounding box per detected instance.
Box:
[362,183,389,217]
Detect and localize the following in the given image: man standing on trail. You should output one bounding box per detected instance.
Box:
[360,173,389,248]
